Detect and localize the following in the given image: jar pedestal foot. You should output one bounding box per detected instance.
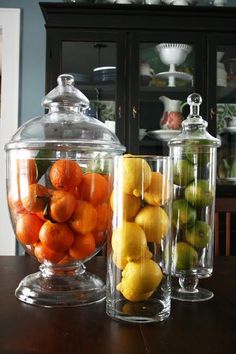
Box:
[15,262,105,307]
[171,274,214,302]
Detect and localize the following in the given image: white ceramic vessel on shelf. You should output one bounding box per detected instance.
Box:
[155,43,192,87]
[156,71,193,87]
[114,0,134,3]
[212,0,227,6]
[156,43,192,67]
[217,51,227,87]
[162,0,193,5]
[217,52,224,62]
[217,63,227,87]
[145,0,161,4]
[147,129,180,141]
[159,96,184,130]
[139,128,147,141]
[140,62,155,77]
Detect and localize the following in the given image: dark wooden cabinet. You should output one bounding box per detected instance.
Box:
[40,3,236,196]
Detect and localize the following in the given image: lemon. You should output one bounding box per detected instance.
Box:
[135,205,169,244]
[120,155,152,197]
[113,247,153,270]
[111,222,148,261]
[144,171,170,206]
[118,286,154,303]
[110,191,141,221]
[112,252,128,270]
[117,259,163,301]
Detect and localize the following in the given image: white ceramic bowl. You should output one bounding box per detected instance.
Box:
[156,43,192,66]
[145,0,161,4]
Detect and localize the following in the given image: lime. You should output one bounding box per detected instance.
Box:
[172,199,196,229]
[185,180,213,207]
[185,220,211,249]
[173,159,195,187]
[173,242,198,271]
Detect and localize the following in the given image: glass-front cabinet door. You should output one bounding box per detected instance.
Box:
[208,34,236,191]
[46,30,126,146]
[128,32,206,155]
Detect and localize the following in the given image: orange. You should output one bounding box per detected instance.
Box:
[103,174,114,198]
[16,214,44,245]
[80,173,109,206]
[34,242,65,264]
[69,233,96,260]
[8,192,27,215]
[8,159,38,215]
[49,159,83,191]
[16,158,38,185]
[49,190,77,223]
[93,230,106,247]
[58,253,74,265]
[36,211,48,222]
[95,203,113,232]
[69,185,83,200]
[69,200,97,235]
[39,220,75,252]
[21,183,50,213]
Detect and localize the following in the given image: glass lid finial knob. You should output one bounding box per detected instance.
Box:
[187,93,202,106]
[187,93,202,116]
[57,73,75,86]
[42,74,89,110]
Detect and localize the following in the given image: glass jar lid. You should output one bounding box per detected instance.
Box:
[168,93,221,148]
[5,74,126,154]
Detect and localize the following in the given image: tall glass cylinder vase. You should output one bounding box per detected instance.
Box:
[168,93,221,302]
[106,155,173,323]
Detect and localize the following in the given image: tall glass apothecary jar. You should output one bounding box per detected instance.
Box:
[106,154,173,323]
[168,93,220,302]
[5,74,125,307]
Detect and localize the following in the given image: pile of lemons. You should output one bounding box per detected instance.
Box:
[110,155,170,302]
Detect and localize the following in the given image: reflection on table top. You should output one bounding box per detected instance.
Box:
[0,256,236,354]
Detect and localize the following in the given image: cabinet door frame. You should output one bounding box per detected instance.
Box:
[0,8,20,255]
[207,33,236,196]
[45,28,127,147]
[207,33,236,136]
[128,31,207,154]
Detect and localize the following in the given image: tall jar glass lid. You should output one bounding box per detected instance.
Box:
[168,93,221,148]
[5,74,126,154]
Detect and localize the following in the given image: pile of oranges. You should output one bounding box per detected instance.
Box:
[8,158,113,265]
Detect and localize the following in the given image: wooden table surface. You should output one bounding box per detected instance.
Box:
[0,256,236,354]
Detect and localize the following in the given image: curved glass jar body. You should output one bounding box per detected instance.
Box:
[168,93,220,302]
[5,74,125,307]
[106,155,173,323]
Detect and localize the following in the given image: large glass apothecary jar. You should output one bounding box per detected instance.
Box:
[5,74,125,307]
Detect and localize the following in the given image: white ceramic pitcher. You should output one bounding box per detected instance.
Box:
[159,96,184,130]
